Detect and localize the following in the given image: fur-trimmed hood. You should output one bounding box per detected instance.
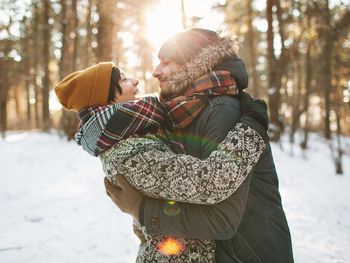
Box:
[161,38,248,100]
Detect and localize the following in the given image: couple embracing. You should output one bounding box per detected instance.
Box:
[55,28,294,263]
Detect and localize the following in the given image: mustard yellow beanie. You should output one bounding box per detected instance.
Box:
[55,62,115,112]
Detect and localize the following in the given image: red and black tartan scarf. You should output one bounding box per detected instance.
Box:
[162,70,238,130]
[76,96,166,156]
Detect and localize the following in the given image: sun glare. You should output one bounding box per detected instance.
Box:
[145,1,183,52]
[144,0,225,62]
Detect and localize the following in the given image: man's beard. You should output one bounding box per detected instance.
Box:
[159,84,174,101]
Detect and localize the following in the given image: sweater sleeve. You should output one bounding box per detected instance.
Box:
[109,121,266,205]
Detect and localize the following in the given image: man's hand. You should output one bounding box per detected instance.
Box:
[104,176,144,220]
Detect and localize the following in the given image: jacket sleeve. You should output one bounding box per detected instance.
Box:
[139,97,268,240]
[140,176,251,240]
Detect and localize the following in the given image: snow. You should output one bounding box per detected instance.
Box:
[0,131,349,263]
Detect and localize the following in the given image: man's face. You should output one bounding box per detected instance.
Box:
[153,57,182,97]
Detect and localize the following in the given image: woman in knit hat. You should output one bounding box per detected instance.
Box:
[55,60,269,262]
[55,62,139,111]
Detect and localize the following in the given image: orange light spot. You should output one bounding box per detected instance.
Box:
[157,237,184,256]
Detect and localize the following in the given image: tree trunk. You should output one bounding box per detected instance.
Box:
[321,28,333,139]
[32,2,41,129]
[266,0,283,141]
[0,57,9,138]
[84,0,93,67]
[59,0,73,78]
[301,32,312,151]
[24,16,34,129]
[0,30,15,137]
[289,49,303,154]
[59,0,80,140]
[247,0,259,98]
[96,1,118,61]
[314,1,350,139]
[14,86,22,129]
[25,81,32,128]
[34,85,41,128]
[72,0,78,70]
[314,0,332,139]
[42,0,51,131]
[333,47,344,174]
[266,0,289,142]
[335,103,343,175]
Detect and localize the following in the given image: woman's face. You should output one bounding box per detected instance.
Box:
[113,73,139,103]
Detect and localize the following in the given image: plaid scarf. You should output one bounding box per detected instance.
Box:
[163,70,239,130]
[75,96,165,156]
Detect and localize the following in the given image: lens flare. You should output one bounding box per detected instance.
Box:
[162,200,180,216]
[157,237,184,256]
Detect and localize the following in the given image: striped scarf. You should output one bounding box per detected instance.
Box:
[163,70,239,130]
[75,96,165,156]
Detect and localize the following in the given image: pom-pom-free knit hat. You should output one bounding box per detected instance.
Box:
[55,62,114,112]
[158,28,222,65]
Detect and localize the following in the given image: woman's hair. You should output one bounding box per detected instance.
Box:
[108,67,123,103]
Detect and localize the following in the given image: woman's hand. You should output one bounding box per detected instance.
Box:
[104,176,144,220]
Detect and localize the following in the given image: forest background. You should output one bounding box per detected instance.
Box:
[0,0,350,174]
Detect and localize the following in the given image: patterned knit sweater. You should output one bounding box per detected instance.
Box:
[76,97,266,262]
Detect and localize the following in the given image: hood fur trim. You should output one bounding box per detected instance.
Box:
[163,38,239,99]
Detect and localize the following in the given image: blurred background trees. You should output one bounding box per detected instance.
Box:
[0,0,349,173]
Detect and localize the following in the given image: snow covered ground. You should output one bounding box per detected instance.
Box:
[0,131,349,263]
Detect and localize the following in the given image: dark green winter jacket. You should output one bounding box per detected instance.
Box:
[139,40,294,262]
[140,94,293,262]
